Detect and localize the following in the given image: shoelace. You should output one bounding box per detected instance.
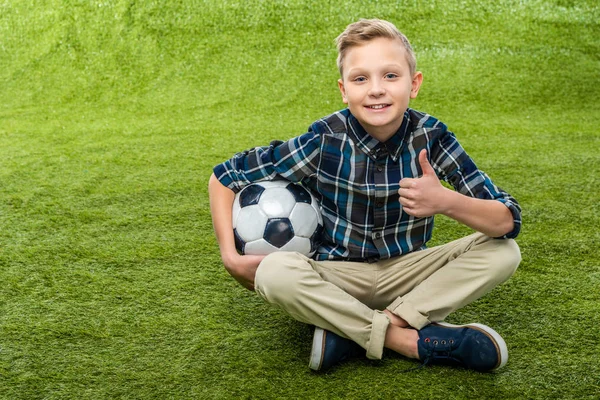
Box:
[397,337,458,373]
[428,337,455,357]
[398,339,452,373]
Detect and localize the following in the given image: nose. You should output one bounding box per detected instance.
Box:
[368,79,385,97]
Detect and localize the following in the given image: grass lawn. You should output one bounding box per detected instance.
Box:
[1,0,598,399]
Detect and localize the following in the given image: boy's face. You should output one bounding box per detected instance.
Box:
[338,37,422,142]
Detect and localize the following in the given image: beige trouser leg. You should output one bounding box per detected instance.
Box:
[254,232,521,360]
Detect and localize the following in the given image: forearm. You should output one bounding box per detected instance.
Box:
[208,173,267,290]
[441,189,514,238]
[208,173,238,263]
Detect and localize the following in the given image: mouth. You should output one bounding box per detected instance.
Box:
[365,104,391,110]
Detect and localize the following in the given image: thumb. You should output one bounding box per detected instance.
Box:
[418,149,435,176]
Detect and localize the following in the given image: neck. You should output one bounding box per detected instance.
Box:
[365,121,403,142]
[367,129,395,142]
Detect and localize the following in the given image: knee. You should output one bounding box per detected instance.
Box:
[490,239,521,283]
[255,251,311,303]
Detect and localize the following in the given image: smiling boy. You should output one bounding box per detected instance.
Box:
[209,19,521,372]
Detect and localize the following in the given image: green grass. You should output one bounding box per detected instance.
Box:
[1,0,598,398]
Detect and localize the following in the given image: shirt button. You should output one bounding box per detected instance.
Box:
[374,232,381,240]
[376,200,384,207]
[376,165,384,172]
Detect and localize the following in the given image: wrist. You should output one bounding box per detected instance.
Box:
[439,187,462,217]
[221,247,241,270]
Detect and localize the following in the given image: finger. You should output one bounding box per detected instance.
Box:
[418,149,436,176]
[242,276,256,291]
[402,206,416,216]
[399,178,416,188]
[398,188,413,199]
[236,276,255,291]
[399,197,413,208]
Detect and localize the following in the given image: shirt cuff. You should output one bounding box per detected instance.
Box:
[495,199,522,239]
[213,162,243,193]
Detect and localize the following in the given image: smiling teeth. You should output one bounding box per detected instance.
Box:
[369,105,387,109]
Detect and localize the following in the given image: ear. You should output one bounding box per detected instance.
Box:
[410,72,423,99]
[338,78,348,104]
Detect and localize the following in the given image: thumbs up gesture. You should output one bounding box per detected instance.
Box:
[398,149,448,218]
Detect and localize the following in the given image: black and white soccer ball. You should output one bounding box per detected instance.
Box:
[232,180,323,256]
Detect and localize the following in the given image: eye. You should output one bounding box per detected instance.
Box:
[353,76,367,82]
[385,73,398,79]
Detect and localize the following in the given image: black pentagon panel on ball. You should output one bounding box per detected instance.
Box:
[233,228,246,254]
[239,184,266,207]
[286,183,312,204]
[264,218,295,248]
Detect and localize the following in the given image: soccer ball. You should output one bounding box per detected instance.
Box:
[232,180,323,256]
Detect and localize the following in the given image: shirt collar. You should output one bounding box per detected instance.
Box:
[347,110,410,162]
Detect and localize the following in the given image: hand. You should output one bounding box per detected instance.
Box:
[398,149,448,218]
[222,251,267,291]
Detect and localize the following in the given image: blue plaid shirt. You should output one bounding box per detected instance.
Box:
[214,108,521,261]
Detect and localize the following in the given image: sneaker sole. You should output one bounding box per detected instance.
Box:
[309,327,325,371]
[435,322,508,370]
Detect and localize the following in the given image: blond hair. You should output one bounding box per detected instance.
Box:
[335,19,416,77]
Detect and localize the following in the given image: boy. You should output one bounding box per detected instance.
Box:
[209,19,521,372]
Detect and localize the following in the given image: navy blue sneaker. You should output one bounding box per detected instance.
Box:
[417,322,508,372]
[309,327,364,371]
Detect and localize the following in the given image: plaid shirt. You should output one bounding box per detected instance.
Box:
[214,108,521,261]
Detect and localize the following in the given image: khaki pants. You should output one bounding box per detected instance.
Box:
[254,232,521,360]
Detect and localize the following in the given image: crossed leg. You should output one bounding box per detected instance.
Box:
[255,232,521,361]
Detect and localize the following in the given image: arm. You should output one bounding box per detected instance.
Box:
[399,150,515,237]
[209,130,322,289]
[208,173,265,291]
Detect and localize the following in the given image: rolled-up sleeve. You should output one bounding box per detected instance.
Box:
[490,197,522,239]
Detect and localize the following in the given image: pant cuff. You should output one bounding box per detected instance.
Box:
[386,297,430,330]
[365,311,390,360]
